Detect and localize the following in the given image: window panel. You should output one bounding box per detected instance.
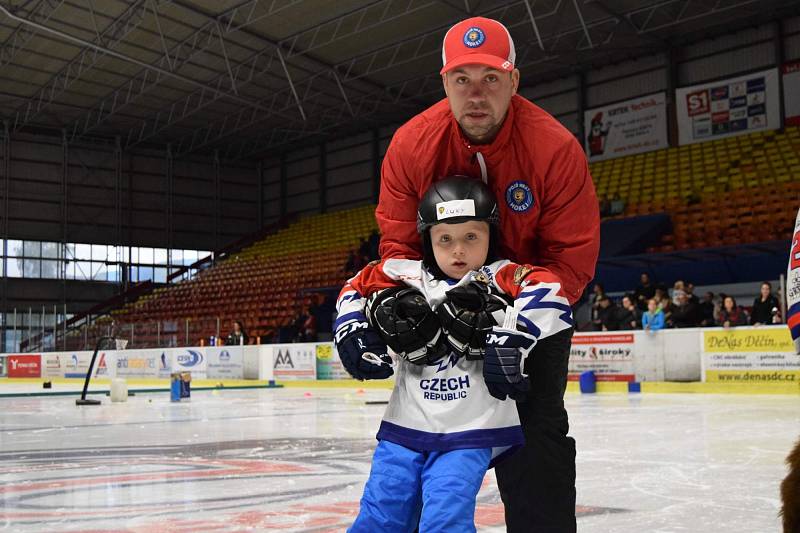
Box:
[7,240,23,257]
[64,243,76,260]
[75,261,92,280]
[23,259,40,278]
[23,241,40,257]
[75,243,91,260]
[64,260,75,279]
[41,242,59,259]
[41,260,60,279]
[183,250,197,265]
[5,258,21,277]
[90,262,106,281]
[138,266,153,281]
[171,249,183,265]
[91,244,107,262]
[139,247,153,264]
[153,267,167,283]
[153,248,168,265]
[107,265,120,282]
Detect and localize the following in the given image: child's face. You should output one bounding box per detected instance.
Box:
[430,220,490,280]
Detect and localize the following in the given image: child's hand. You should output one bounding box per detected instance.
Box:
[437,282,513,359]
[483,325,536,402]
[334,317,394,380]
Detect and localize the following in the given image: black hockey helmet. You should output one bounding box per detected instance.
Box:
[417,176,500,278]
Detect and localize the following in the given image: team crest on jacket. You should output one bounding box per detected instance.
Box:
[463,27,485,48]
[505,181,533,212]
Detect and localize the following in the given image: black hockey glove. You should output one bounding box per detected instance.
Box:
[333,316,394,380]
[483,325,536,402]
[436,282,513,359]
[366,287,448,364]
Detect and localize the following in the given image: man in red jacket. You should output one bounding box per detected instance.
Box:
[374,16,600,532]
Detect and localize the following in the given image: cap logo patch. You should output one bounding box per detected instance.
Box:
[463,27,485,48]
[435,199,476,220]
[505,181,533,213]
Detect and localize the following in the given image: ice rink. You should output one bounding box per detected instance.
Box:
[1,386,797,532]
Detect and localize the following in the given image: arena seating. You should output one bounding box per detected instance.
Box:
[110,204,378,345]
[591,125,800,251]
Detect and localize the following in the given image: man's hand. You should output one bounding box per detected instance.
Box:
[483,326,536,401]
[334,317,394,380]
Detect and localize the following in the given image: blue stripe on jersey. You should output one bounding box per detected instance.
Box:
[517,314,541,338]
[519,287,574,325]
[339,291,361,304]
[791,323,800,341]
[333,311,367,331]
[376,420,524,452]
[789,301,800,317]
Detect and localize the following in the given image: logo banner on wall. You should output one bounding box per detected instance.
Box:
[7,354,41,378]
[584,92,668,162]
[676,68,780,145]
[41,351,108,378]
[316,343,348,380]
[701,328,800,383]
[783,60,800,126]
[569,334,635,382]
[113,350,163,378]
[206,346,244,379]
[272,344,317,380]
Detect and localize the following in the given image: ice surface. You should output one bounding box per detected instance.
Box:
[0,387,797,532]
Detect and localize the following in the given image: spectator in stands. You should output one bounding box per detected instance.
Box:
[642,298,665,332]
[634,272,656,310]
[671,291,700,328]
[751,281,782,325]
[718,296,749,328]
[301,306,318,342]
[672,280,686,305]
[659,297,674,328]
[616,295,641,330]
[686,189,701,206]
[595,296,619,331]
[599,196,611,217]
[590,284,607,330]
[685,282,699,305]
[344,248,368,277]
[609,193,625,216]
[699,291,716,327]
[367,230,381,261]
[225,320,249,346]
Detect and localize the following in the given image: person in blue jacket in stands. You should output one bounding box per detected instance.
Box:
[642,298,665,331]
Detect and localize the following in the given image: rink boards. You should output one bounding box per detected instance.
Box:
[1,326,798,394]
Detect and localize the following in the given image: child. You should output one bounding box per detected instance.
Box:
[334,177,574,532]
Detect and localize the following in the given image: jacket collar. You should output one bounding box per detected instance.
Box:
[450,95,517,157]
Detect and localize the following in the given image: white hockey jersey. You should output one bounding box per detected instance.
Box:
[335,258,574,464]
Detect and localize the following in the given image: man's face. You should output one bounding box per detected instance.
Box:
[443,64,519,144]
[430,220,490,280]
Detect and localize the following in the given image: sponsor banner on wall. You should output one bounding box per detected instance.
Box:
[166,347,205,379]
[316,343,349,380]
[273,343,317,380]
[7,354,41,378]
[701,327,800,384]
[584,92,669,162]
[41,351,108,378]
[206,346,244,379]
[113,350,163,378]
[783,60,800,126]
[676,68,780,145]
[569,334,635,382]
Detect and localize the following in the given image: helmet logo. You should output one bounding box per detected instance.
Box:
[505,181,534,213]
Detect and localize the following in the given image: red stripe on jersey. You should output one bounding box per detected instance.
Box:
[788,312,800,330]
[494,263,565,299]
[348,261,403,297]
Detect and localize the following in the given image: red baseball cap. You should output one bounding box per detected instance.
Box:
[440,17,516,75]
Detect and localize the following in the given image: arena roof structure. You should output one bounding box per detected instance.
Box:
[0,0,798,161]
